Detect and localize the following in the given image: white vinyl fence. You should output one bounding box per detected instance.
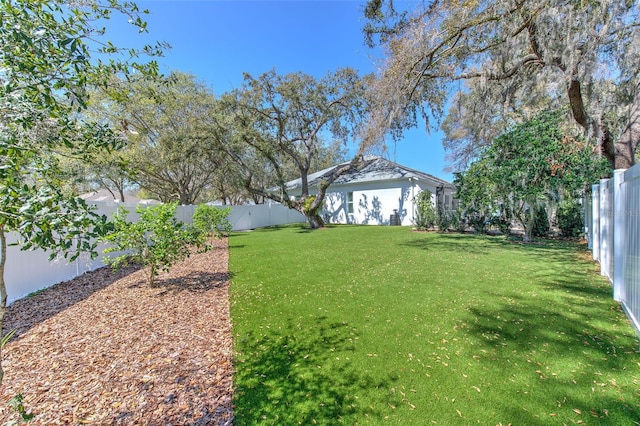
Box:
[5,201,305,305]
[588,165,640,339]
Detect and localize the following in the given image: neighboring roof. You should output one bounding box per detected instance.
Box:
[79,188,162,204]
[283,156,455,191]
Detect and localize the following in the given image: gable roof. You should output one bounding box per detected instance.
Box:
[284,156,454,191]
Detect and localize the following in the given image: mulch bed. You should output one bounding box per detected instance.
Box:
[0,239,233,425]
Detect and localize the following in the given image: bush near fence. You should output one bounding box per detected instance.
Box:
[5,202,305,304]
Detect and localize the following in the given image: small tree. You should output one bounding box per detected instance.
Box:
[192,204,233,241]
[102,203,205,286]
[414,191,436,230]
[455,111,609,242]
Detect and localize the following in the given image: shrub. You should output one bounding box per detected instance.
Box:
[489,215,511,235]
[192,204,232,239]
[414,191,436,230]
[465,211,488,233]
[532,206,550,238]
[557,201,584,238]
[102,203,206,285]
[448,207,466,232]
[436,206,452,231]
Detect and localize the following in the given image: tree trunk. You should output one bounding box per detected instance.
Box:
[306,212,325,229]
[0,228,8,385]
[616,78,640,170]
[522,204,535,243]
[105,186,117,202]
[599,121,616,170]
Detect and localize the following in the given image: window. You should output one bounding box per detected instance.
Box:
[347,191,354,214]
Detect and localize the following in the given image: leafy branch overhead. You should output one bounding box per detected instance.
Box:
[364,0,640,171]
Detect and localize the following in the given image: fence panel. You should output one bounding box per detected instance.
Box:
[588,164,640,340]
[584,194,593,250]
[4,202,305,304]
[620,166,640,333]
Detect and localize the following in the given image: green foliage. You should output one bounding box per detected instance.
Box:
[95,72,227,205]
[531,206,550,238]
[456,110,609,242]
[414,190,436,230]
[102,203,205,285]
[454,164,496,234]
[432,206,460,232]
[0,0,164,386]
[466,213,488,234]
[4,186,111,262]
[192,204,233,239]
[215,68,368,227]
[1,330,16,349]
[5,394,35,424]
[446,207,465,232]
[230,225,640,424]
[302,195,317,215]
[435,205,451,231]
[557,200,584,238]
[435,205,466,232]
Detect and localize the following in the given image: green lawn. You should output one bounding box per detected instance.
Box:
[229,225,640,425]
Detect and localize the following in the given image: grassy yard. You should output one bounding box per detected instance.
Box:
[229,225,640,425]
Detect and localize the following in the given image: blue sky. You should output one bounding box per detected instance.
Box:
[109,0,452,181]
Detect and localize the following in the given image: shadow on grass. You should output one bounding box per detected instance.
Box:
[463,285,640,423]
[233,315,394,425]
[399,232,500,254]
[401,233,596,266]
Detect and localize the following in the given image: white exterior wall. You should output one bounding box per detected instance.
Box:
[320,179,452,226]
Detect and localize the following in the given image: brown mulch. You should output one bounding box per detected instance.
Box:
[0,239,233,425]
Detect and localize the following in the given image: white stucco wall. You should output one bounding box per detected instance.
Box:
[320,179,453,226]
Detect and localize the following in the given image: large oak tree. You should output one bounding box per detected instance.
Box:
[97,72,227,205]
[215,69,370,228]
[363,0,640,171]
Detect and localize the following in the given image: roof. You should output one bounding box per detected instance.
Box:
[79,188,161,205]
[283,156,455,191]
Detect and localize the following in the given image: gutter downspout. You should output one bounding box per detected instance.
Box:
[409,177,416,225]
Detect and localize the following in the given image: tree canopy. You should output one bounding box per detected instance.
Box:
[87,72,229,205]
[215,68,369,228]
[455,111,609,241]
[364,0,640,171]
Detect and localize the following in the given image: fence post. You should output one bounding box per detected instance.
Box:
[613,170,626,301]
[584,196,592,250]
[591,183,600,262]
[599,179,612,280]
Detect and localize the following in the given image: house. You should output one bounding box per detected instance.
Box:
[283,156,456,226]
